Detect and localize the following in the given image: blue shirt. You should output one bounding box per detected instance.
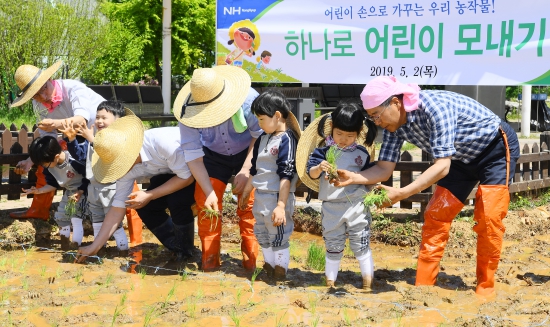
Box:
[378,90,500,164]
[178,88,263,157]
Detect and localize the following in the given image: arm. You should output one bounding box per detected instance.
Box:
[38,115,87,133]
[232,137,257,194]
[125,175,195,210]
[188,157,217,211]
[75,207,126,262]
[238,137,261,209]
[307,147,329,179]
[272,179,291,226]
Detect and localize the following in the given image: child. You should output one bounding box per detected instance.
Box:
[239,90,301,281]
[60,101,131,252]
[306,100,377,290]
[23,136,89,251]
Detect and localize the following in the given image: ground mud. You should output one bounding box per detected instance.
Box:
[1,198,550,326]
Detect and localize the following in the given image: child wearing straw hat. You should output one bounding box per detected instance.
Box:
[75,115,198,263]
[174,65,263,271]
[238,90,301,282]
[22,136,89,251]
[298,100,377,290]
[60,101,134,253]
[10,61,105,221]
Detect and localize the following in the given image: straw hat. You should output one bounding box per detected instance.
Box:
[11,61,63,108]
[285,111,302,140]
[91,108,144,183]
[296,113,375,192]
[173,66,251,128]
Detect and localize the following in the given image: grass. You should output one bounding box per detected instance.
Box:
[363,188,391,208]
[201,208,221,232]
[306,242,325,271]
[400,141,418,151]
[509,189,550,210]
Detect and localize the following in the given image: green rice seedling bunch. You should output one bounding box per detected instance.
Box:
[201,208,221,231]
[305,242,325,271]
[362,187,390,208]
[325,146,343,180]
[65,194,79,217]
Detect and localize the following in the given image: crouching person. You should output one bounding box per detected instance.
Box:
[75,113,199,262]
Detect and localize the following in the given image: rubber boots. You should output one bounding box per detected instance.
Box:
[174,222,196,259]
[126,181,143,245]
[148,218,185,253]
[10,166,54,221]
[237,190,259,271]
[473,184,509,296]
[416,186,464,286]
[195,178,225,271]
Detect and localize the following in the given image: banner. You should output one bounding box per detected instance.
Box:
[216,0,550,85]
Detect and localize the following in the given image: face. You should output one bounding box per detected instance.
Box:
[32,80,55,104]
[262,56,271,64]
[41,154,61,168]
[256,113,280,134]
[332,128,358,148]
[234,29,253,50]
[95,109,117,131]
[365,98,404,133]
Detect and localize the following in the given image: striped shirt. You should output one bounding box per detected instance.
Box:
[378,90,500,164]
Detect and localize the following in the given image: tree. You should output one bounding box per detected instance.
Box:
[98,0,215,84]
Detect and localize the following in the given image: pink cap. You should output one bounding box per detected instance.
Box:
[360,76,421,112]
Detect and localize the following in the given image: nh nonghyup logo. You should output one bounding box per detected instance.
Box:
[223,7,257,15]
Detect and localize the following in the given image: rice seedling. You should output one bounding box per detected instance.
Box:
[22,278,29,290]
[143,304,158,326]
[74,269,83,283]
[362,187,391,208]
[0,289,9,305]
[0,276,7,286]
[342,307,351,326]
[40,265,47,277]
[62,303,73,316]
[275,310,288,327]
[201,208,221,232]
[56,267,63,279]
[110,294,127,327]
[305,242,325,271]
[161,282,177,309]
[325,145,343,180]
[234,288,242,306]
[0,257,7,267]
[64,194,78,217]
[186,296,197,319]
[250,267,262,287]
[88,285,101,300]
[311,314,321,327]
[105,272,114,286]
[308,294,318,315]
[178,268,188,281]
[229,308,242,327]
[138,268,147,279]
[195,286,204,299]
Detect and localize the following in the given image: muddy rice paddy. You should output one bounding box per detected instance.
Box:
[1,197,550,327]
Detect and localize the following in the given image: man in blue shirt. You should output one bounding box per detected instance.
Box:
[335,76,520,296]
[174,66,263,271]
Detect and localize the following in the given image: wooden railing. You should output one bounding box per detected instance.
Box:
[2,125,550,211]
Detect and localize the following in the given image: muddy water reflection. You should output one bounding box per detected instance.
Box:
[0,229,549,326]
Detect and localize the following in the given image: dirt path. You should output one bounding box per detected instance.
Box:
[1,200,550,326]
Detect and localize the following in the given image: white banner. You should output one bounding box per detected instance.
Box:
[216,0,550,85]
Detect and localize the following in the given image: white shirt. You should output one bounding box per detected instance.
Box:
[34,79,105,137]
[111,127,201,208]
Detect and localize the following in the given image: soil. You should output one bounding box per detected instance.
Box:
[2,196,550,327]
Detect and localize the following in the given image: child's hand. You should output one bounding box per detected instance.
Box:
[59,119,78,141]
[75,122,94,143]
[271,204,286,227]
[21,186,40,195]
[72,190,84,202]
[319,160,332,174]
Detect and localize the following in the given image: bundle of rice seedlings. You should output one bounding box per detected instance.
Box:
[65,194,78,217]
[362,188,391,208]
[325,146,343,180]
[201,208,221,231]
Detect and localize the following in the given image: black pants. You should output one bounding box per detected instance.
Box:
[203,146,249,184]
[137,174,196,230]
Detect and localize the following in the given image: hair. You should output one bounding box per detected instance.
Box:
[380,94,404,107]
[251,89,291,119]
[260,50,272,58]
[228,27,256,55]
[317,99,377,147]
[97,100,126,118]
[29,136,62,166]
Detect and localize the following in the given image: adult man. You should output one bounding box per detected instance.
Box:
[335,76,519,296]
[76,114,198,262]
[10,61,104,220]
[174,66,262,271]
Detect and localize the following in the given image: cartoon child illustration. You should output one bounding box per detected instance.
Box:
[226,19,261,68]
[256,51,272,71]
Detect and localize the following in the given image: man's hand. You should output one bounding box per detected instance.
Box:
[238,184,253,210]
[271,205,286,227]
[330,169,358,187]
[75,244,99,263]
[37,118,57,132]
[376,184,404,208]
[232,169,250,195]
[59,119,78,141]
[125,190,153,210]
[14,158,33,175]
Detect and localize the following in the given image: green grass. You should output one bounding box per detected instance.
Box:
[305,242,325,271]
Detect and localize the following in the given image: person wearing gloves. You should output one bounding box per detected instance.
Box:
[333,76,520,296]
[10,61,104,221]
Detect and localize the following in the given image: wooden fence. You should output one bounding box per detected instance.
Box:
[2,125,550,212]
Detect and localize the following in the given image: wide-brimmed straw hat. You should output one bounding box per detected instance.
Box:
[92,108,144,183]
[296,113,375,192]
[173,66,251,128]
[11,61,63,108]
[285,111,302,140]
